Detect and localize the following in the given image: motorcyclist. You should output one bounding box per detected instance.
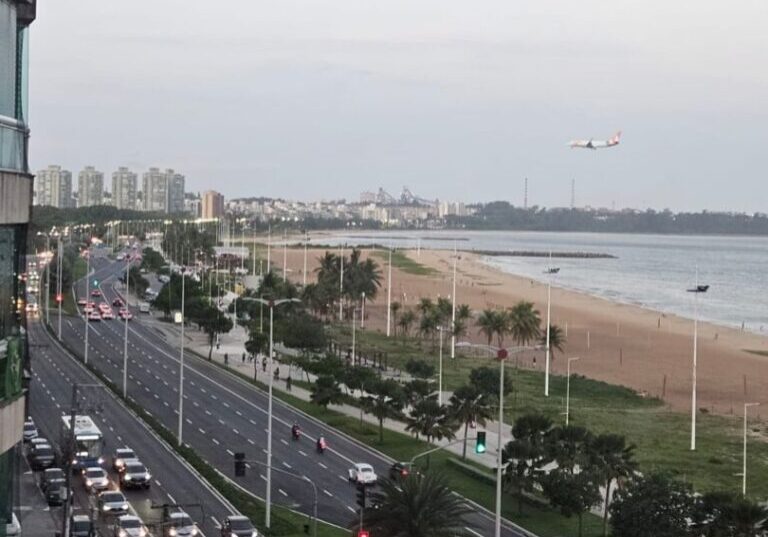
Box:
[316,436,327,452]
[291,423,301,439]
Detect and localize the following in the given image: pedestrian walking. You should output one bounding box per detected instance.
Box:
[242,352,246,364]
[262,357,267,372]
[224,353,229,365]
[286,375,292,391]
[274,366,280,380]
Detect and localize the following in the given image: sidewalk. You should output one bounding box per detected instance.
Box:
[145,316,509,469]
[16,449,59,536]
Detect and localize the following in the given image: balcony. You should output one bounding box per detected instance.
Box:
[0,115,28,174]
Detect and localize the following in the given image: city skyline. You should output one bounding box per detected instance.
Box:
[29,1,768,213]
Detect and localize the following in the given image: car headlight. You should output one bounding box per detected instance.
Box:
[98,457,105,464]
[116,459,123,466]
[139,529,147,537]
[169,528,177,536]
[119,530,127,537]
[145,472,151,480]
[121,503,128,510]
[103,505,111,511]
[251,531,258,537]
[124,475,131,480]
[191,528,198,536]
[86,479,93,487]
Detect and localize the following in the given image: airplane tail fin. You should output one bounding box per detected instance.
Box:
[610,131,622,144]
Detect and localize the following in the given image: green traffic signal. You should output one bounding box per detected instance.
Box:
[475,431,487,454]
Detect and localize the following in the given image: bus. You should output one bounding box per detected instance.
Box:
[61,415,104,469]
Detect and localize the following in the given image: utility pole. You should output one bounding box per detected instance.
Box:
[57,235,63,340]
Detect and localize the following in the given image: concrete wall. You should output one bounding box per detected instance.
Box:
[0,172,31,224]
[0,394,24,455]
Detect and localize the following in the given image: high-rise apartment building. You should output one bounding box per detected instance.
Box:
[0,0,36,526]
[112,166,137,210]
[77,165,104,207]
[141,167,185,214]
[34,165,73,207]
[166,169,185,214]
[202,190,225,219]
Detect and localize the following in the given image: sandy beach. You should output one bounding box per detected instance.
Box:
[274,241,768,419]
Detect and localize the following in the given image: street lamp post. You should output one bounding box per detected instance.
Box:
[123,255,130,398]
[338,244,344,321]
[302,231,308,287]
[743,402,759,496]
[84,245,90,365]
[386,247,392,337]
[351,306,357,364]
[282,229,287,283]
[57,235,63,340]
[239,296,301,529]
[438,326,445,405]
[361,292,366,329]
[565,357,580,426]
[451,245,457,359]
[544,258,559,397]
[45,234,51,324]
[177,266,186,444]
[687,277,709,451]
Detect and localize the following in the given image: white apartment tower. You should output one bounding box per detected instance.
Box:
[112,166,137,210]
[77,165,104,207]
[34,165,73,207]
[166,169,185,214]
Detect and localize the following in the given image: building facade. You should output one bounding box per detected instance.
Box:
[0,0,35,530]
[142,167,185,214]
[77,165,103,207]
[111,166,137,210]
[34,164,72,207]
[201,190,224,219]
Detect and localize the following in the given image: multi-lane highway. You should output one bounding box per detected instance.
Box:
[56,247,529,537]
[28,319,237,536]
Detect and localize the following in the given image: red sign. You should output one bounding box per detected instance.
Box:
[358,532,369,537]
[496,348,508,360]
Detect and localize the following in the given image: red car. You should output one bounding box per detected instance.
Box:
[112,298,124,307]
[91,290,102,298]
[77,298,87,307]
[118,309,133,320]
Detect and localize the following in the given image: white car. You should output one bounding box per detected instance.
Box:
[114,515,149,537]
[348,463,377,485]
[22,420,38,442]
[98,490,129,516]
[82,466,110,492]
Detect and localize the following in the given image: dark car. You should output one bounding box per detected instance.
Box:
[220,515,257,537]
[112,298,124,307]
[40,467,65,492]
[119,460,150,489]
[112,447,135,472]
[29,444,55,470]
[46,484,72,506]
[69,514,93,537]
[388,461,415,481]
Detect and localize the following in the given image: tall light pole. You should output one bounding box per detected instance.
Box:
[84,245,90,365]
[123,254,130,398]
[351,306,357,364]
[302,230,308,287]
[338,245,344,321]
[544,261,560,396]
[282,229,288,283]
[56,235,63,340]
[239,296,300,529]
[386,247,393,337]
[361,292,366,329]
[266,225,271,273]
[438,326,445,405]
[177,267,186,444]
[451,246,458,359]
[44,233,51,324]
[743,402,759,496]
[687,277,709,451]
[565,356,580,426]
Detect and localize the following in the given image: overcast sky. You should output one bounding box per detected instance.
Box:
[29,1,768,212]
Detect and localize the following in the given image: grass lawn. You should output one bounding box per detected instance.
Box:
[61,257,87,315]
[372,249,438,276]
[326,324,768,499]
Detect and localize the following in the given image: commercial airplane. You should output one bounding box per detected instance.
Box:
[569,131,621,150]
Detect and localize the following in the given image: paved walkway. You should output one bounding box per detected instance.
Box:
[17,450,59,536]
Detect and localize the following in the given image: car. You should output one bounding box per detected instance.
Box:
[119,460,151,489]
[25,302,38,314]
[87,311,101,322]
[28,443,55,470]
[77,298,88,307]
[138,302,150,313]
[82,467,109,492]
[28,436,49,453]
[23,420,38,442]
[388,461,416,481]
[101,310,114,320]
[113,515,149,537]
[113,298,124,307]
[118,309,133,320]
[83,302,96,313]
[46,483,72,506]
[4,513,20,537]
[91,290,102,297]
[220,515,257,537]
[98,490,129,516]
[163,509,199,537]
[112,447,135,472]
[348,463,377,485]
[40,467,65,492]
[69,514,93,537]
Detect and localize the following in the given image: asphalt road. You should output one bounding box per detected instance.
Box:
[28,318,236,537]
[60,248,530,537]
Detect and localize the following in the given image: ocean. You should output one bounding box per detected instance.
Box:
[312,230,768,332]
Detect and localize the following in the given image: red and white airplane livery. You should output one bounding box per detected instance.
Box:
[569,131,621,150]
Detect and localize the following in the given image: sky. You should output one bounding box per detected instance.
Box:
[28,1,768,212]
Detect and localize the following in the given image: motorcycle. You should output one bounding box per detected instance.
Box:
[291,426,301,441]
[316,438,327,454]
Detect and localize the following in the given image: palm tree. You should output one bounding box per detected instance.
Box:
[390,301,402,337]
[490,310,509,348]
[508,301,541,347]
[589,433,637,536]
[456,304,471,322]
[544,425,593,474]
[399,309,416,338]
[540,323,566,357]
[416,297,434,319]
[406,398,457,444]
[357,472,475,537]
[449,385,493,460]
[362,379,405,443]
[477,309,497,348]
[726,498,768,537]
[503,413,554,513]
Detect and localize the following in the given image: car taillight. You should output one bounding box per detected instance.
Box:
[401,469,409,476]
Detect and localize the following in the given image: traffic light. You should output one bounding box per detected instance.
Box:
[357,531,369,537]
[475,431,487,454]
[56,294,63,303]
[93,279,99,287]
[234,452,246,477]
[356,483,366,509]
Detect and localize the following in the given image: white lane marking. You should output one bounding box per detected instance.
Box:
[279,489,288,497]
[280,439,288,446]
[211,517,221,529]
[167,493,176,503]
[232,429,239,435]
[249,419,256,425]
[318,462,327,469]
[259,474,267,482]
[338,475,347,482]
[323,489,333,497]
[154,480,162,487]
[226,449,234,456]
[347,506,356,513]
[199,428,206,435]
[247,439,255,445]
[235,410,242,416]
[185,418,192,425]
[298,450,307,457]
[282,462,291,469]
[212,438,220,445]
[222,402,229,408]
[465,528,483,537]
